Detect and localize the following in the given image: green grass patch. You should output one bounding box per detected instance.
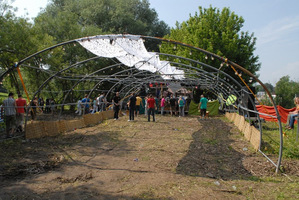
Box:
[262,121,299,159]
[203,138,218,145]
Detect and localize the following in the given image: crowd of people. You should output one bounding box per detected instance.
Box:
[113,92,193,122]
[3,89,297,139]
[1,93,27,138]
[0,93,58,138]
[75,91,194,122]
[75,93,109,116]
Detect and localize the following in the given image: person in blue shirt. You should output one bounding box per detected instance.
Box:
[81,94,90,114]
[198,94,208,119]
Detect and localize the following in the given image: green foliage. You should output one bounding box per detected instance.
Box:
[160,6,260,86]
[256,83,275,94]
[0,1,57,97]
[275,76,299,108]
[0,92,8,104]
[35,0,169,41]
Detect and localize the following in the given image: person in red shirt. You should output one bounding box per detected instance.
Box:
[147,94,156,122]
[16,94,27,132]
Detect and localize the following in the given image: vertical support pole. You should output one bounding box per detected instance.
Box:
[16,67,31,103]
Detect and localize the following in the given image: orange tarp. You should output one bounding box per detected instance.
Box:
[256,105,296,124]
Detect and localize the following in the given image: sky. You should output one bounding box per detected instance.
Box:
[10,0,299,85]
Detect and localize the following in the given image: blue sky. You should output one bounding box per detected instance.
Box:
[11,0,299,85]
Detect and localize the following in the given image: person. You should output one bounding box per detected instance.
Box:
[286,97,299,125]
[135,94,143,116]
[160,96,165,115]
[128,92,136,121]
[144,95,148,116]
[39,97,44,113]
[169,94,177,116]
[147,94,156,122]
[81,94,90,114]
[97,93,105,112]
[198,94,208,119]
[30,97,38,120]
[50,98,56,115]
[286,97,299,130]
[75,99,82,115]
[1,92,17,138]
[178,96,185,117]
[45,98,50,113]
[182,96,186,117]
[102,94,107,111]
[16,94,26,132]
[112,92,121,120]
[91,99,99,113]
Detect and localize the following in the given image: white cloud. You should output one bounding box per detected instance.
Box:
[255,16,299,46]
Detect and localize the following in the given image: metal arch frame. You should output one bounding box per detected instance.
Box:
[1,34,283,173]
[84,52,245,101]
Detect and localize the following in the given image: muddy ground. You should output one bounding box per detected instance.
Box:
[0,115,298,200]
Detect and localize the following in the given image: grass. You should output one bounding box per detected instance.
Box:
[261,121,299,159]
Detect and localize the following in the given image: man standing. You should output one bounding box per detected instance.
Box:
[147,94,156,122]
[198,94,208,119]
[160,96,165,115]
[81,94,90,114]
[1,92,17,138]
[75,99,82,115]
[16,94,26,132]
[97,93,105,112]
[135,94,143,116]
[113,92,121,120]
[128,92,136,121]
[169,94,177,116]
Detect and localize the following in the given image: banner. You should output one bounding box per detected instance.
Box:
[188,100,219,116]
[256,105,296,124]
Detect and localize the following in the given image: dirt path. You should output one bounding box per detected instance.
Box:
[0,115,298,199]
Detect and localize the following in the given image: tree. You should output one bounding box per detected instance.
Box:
[256,83,274,94]
[275,76,299,108]
[35,0,170,42]
[160,6,260,86]
[0,0,60,98]
[29,0,170,104]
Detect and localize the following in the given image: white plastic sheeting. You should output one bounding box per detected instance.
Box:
[77,34,184,80]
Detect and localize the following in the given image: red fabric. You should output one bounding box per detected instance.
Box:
[147,98,155,108]
[16,98,26,114]
[256,105,297,123]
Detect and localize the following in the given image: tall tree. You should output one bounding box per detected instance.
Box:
[160,6,260,86]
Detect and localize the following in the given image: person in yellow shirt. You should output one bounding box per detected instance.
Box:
[135,95,143,117]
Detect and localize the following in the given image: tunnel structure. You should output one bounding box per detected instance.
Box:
[0,34,284,173]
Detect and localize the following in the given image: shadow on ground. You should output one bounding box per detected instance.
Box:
[0,129,128,183]
[1,183,173,200]
[176,118,252,180]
